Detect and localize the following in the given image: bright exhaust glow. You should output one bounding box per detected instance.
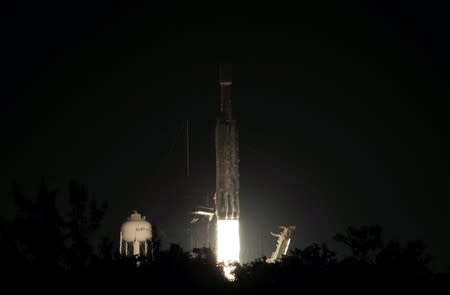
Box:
[216,219,240,280]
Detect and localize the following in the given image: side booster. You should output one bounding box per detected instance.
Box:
[215,64,240,220]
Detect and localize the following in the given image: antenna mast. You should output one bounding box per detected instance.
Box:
[186,119,190,177]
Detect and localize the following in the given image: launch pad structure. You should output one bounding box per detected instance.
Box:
[266,226,296,263]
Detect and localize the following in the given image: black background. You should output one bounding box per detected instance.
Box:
[1,2,449,270]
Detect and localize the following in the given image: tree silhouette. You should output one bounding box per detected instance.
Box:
[1,181,448,291]
[287,243,337,268]
[1,180,107,274]
[65,180,107,271]
[334,224,383,263]
[9,180,65,271]
[376,239,432,277]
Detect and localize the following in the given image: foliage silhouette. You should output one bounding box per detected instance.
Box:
[0,181,448,292]
[334,224,383,263]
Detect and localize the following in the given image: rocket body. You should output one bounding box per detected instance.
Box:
[215,64,240,220]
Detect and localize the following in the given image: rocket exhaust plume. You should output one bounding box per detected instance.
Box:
[215,64,240,280]
[216,219,240,279]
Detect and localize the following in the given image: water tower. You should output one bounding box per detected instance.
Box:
[120,210,152,257]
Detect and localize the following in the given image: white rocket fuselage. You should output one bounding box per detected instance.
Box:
[215,64,240,221]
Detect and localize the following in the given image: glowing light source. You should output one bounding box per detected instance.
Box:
[216,219,240,280]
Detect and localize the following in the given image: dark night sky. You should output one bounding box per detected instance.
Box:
[1,2,449,270]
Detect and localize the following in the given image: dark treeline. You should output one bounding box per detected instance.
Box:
[1,181,449,292]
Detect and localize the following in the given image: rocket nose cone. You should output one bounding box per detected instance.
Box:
[219,64,232,84]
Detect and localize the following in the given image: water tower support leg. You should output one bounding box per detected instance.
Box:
[119,232,123,255]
